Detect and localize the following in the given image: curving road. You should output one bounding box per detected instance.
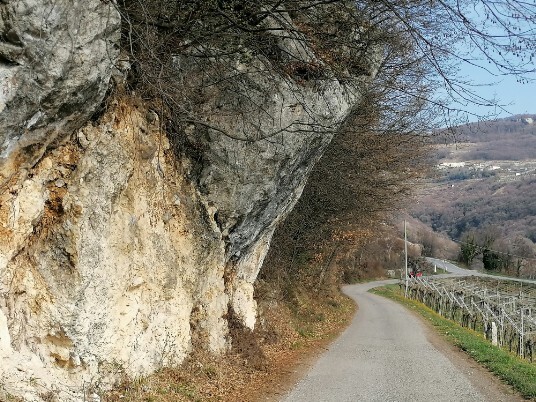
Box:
[426,257,536,284]
[283,274,522,401]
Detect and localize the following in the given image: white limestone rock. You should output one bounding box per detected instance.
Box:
[0,104,229,401]
[0,0,121,181]
[0,2,378,400]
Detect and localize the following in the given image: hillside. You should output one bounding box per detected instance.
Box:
[435,114,536,160]
[410,115,536,276]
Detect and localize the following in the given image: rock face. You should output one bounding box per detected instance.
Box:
[0,2,371,400]
[1,101,229,400]
[197,74,358,328]
[0,0,121,180]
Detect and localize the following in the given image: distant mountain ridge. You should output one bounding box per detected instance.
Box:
[433,114,536,161]
[453,114,536,142]
[410,113,536,276]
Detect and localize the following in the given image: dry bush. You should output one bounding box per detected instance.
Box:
[259,84,432,295]
[114,0,536,167]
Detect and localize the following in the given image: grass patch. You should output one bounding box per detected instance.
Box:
[286,289,354,342]
[432,267,449,275]
[344,276,388,284]
[371,284,536,399]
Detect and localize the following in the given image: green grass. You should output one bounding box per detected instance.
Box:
[371,284,536,399]
[432,267,449,275]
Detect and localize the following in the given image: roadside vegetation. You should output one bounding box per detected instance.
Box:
[372,285,536,399]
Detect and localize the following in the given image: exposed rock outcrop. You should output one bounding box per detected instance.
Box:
[169,11,366,328]
[0,2,374,400]
[0,0,120,181]
[190,60,359,328]
[1,101,229,400]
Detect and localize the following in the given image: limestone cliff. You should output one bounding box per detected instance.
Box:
[0,1,375,400]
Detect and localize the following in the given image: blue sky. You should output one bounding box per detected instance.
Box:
[454,62,536,121]
[440,2,536,123]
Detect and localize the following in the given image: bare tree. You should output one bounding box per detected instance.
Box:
[115,0,536,136]
[113,0,536,290]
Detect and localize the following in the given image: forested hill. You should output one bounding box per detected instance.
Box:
[434,114,536,161]
[415,176,536,240]
[410,114,536,275]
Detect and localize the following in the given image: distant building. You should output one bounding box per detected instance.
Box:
[438,162,466,169]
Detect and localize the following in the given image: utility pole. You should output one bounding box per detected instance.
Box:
[404,220,408,297]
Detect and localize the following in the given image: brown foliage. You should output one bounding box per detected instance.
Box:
[116,0,536,159]
[104,291,355,402]
[260,90,432,294]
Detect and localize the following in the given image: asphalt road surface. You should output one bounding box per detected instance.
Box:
[283,270,523,402]
[426,257,536,284]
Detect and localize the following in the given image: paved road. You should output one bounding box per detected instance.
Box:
[426,257,536,284]
[282,279,520,402]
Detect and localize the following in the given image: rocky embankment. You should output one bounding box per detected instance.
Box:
[0,1,374,400]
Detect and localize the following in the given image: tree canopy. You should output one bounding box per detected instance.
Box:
[115,0,536,287]
[117,0,536,135]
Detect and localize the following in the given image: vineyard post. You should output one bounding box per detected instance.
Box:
[404,220,408,298]
[520,308,524,358]
[491,322,498,346]
[500,310,505,347]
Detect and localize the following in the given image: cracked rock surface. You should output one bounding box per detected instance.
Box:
[0,2,373,400]
[0,0,120,180]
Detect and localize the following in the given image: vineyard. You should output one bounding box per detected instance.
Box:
[406,276,536,361]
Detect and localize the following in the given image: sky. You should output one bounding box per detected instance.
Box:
[454,62,536,122]
[438,1,536,123]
